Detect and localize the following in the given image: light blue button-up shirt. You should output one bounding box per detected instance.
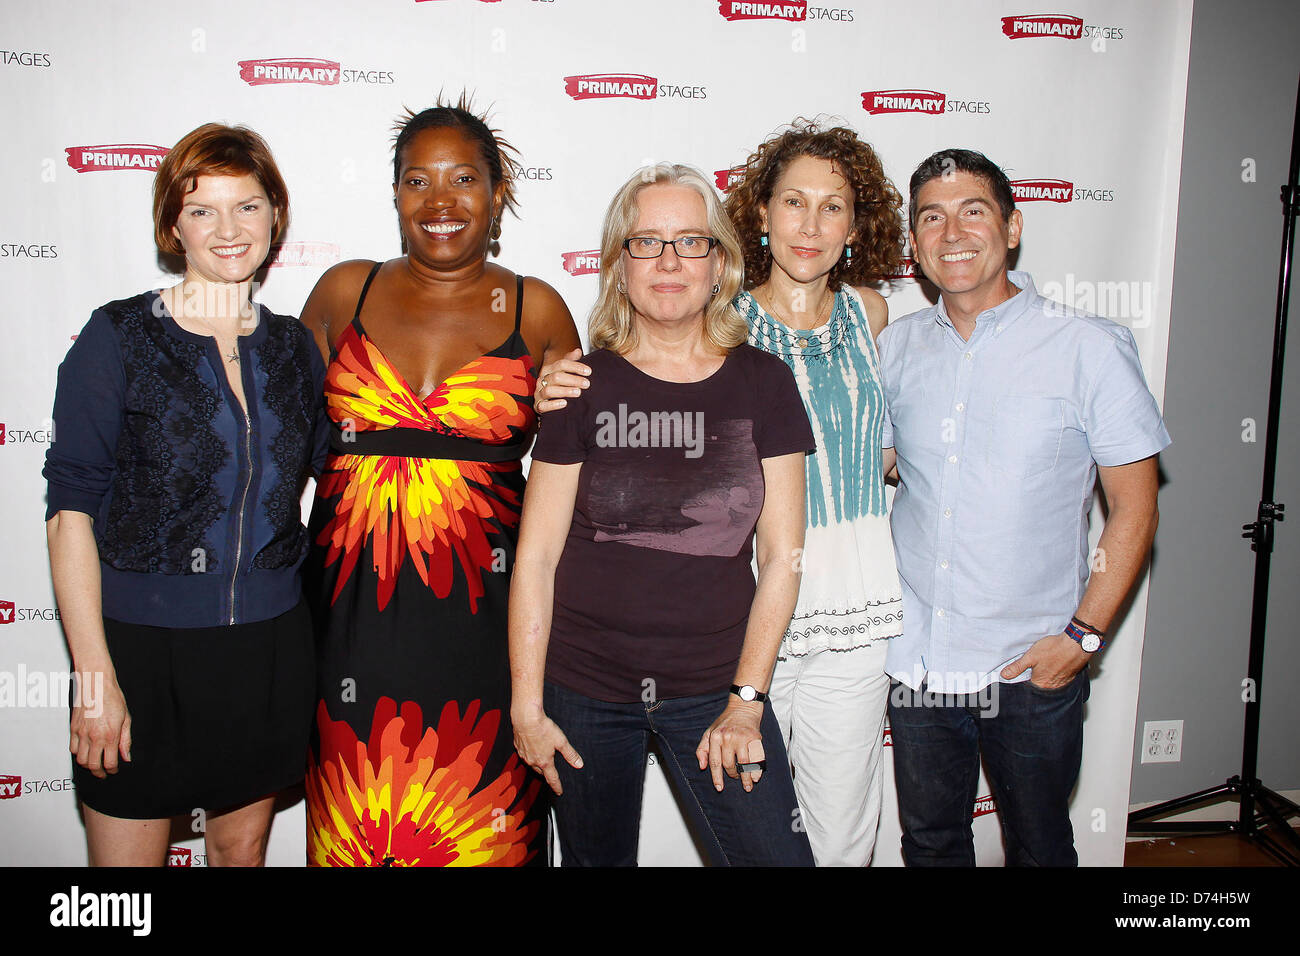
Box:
[878,272,1170,693]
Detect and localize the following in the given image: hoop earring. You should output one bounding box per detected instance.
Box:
[616,281,626,294]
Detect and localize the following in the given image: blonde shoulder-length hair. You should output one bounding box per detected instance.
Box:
[588,164,748,354]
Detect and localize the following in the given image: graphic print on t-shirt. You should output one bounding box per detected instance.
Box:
[588,418,763,558]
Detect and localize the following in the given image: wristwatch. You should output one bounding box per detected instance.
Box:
[1065,617,1106,653]
[730,684,768,703]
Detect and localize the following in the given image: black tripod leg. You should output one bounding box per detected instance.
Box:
[1127,783,1237,827]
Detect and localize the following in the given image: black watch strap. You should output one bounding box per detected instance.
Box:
[730,684,768,703]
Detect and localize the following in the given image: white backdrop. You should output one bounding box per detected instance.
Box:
[0,0,1191,866]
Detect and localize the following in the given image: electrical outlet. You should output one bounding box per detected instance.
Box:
[1141,720,1184,763]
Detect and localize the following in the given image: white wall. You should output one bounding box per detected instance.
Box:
[0,0,1190,866]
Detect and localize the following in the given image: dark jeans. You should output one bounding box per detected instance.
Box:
[887,670,1089,867]
[544,680,814,867]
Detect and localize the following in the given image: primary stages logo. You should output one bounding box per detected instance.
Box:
[863,89,943,115]
[0,422,55,446]
[561,250,601,277]
[1010,179,1116,204]
[720,1,805,19]
[0,773,75,798]
[885,256,917,280]
[0,244,57,259]
[1011,178,1074,203]
[237,57,395,86]
[1001,14,1082,38]
[972,794,998,818]
[1,49,51,67]
[240,57,337,85]
[1001,13,1124,42]
[713,167,744,192]
[167,846,208,867]
[0,598,59,623]
[563,73,707,101]
[267,241,341,269]
[717,1,854,21]
[65,145,168,173]
[862,90,991,116]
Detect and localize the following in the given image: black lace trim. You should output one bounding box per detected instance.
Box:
[251,314,315,569]
[785,601,904,646]
[101,296,225,573]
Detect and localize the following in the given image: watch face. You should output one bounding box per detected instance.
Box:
[738,685,756,701]
[1082,634,1102,653]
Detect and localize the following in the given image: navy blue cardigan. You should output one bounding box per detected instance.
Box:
[44,291,328,627]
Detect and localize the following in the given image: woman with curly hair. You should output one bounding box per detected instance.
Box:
[722,120,905,866]
[536,119,906,865]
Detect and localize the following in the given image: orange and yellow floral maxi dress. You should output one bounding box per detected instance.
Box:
[303,268,545,866]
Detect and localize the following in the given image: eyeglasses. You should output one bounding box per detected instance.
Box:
[622,236,718,259]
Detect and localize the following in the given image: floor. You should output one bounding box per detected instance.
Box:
[1125,830,1295,866]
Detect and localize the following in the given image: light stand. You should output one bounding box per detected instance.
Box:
[1127,74,1300,867]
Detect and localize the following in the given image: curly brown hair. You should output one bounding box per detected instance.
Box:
[724,118,905,290]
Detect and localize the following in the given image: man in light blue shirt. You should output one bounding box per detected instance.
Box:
[877,149,1169,866]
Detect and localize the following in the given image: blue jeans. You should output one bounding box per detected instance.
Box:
[886,670,1089,866]
[544,680,814,867]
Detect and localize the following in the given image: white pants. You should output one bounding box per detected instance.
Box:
[769,640,890,866]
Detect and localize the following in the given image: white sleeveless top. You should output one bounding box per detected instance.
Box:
[735,286,904,655]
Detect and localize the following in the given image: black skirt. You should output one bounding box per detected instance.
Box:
[72,600,315,820]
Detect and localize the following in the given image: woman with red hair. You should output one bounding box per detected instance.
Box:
[45,123,325,865]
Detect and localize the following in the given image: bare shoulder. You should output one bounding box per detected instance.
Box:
[302,259,383,349]
[313,259,383,311]
[520,275,571,318]
[519,274,580,354]
[852,285,890,341]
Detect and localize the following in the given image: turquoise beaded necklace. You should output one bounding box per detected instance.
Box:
[743,288,851,368]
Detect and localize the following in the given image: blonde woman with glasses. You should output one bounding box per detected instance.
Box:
[509,164,815,866]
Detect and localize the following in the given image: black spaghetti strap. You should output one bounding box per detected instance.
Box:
[353,262,384,322]
[513,274,524,334]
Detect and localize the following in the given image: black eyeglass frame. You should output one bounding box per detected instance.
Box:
[621,236,718,259]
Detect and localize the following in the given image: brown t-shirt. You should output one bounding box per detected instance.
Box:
[531,344,815,702]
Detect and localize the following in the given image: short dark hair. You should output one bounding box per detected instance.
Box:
[153,123,289,256]
[908,148,1015,229]
[392,92,521,218]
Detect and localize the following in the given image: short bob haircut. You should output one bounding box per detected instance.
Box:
[392,92,522,231]
[588,164,748,355]
[152,123,290,257]
[908,148,1016,227]
[725,117,905,289]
